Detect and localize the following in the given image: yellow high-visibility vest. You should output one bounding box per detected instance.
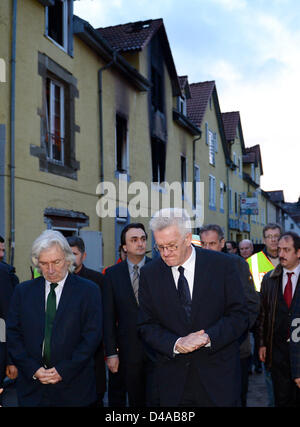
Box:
[247,251,275,292]
[33,268,41,278]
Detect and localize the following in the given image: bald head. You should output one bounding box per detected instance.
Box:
[239,239,254,259]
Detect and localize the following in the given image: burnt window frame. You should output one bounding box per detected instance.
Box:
[115,113,129,175]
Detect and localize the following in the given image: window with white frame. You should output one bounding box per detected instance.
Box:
[238,156,242,177]
[209,175,216,209]
[46,77,65,165]
[45,0,72,53]
[220,181,224,211]
[208,130,215,165]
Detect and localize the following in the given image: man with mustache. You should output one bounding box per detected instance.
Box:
[258,232,300,407]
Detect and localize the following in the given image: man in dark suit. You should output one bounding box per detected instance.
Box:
[66,235,106,407]
[0,263,15,397]
[138,208,248,407]
[103,223,154,407]
[6,230,102,407]
[199,224,259,407]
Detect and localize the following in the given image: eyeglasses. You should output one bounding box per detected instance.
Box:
[265,234,281,241]
[154,243,179,253]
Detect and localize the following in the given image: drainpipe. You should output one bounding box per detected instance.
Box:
[98,51,117,186]
[192,134,201,230]
[9,0,17,265]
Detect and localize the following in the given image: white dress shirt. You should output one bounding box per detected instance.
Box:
[45,273,68,309]
[282,263,300,297]
[171,246,195,298]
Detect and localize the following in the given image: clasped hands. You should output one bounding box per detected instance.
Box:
[33,367,62,384]
[175,330,210,354]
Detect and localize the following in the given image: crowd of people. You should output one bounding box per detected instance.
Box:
[0,209,300,407]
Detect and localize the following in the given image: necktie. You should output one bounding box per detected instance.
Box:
[132,265,139,304]
[44,282,58,367]
[178,266,192,319]
[283,272,294,309]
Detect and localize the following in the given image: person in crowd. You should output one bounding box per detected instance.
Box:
[0,263,16,405]
[199,224,259,407]
[258,231,300,406]
[247,223,281,404]
[247,223,281,292]
[0,236,19,288]
[103,223,155,407]
[138,208,248,407]
[66,235,106,407]
[239,239,254,260]
[6,230,102,407]
[102,243,127,407]
[225,240,238,255]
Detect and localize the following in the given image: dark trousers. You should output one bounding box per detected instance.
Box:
[108,369,127,407]
[240,356,251,407]
[179,365,215,407]
[123,357,157,407]
[271,345,300,407]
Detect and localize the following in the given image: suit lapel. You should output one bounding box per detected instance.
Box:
[53,273,74,327]
[33,277,46,347]
[119,261,137,305]
[190,248,209,322]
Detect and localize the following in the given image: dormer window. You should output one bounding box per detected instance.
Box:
[177,96,187,116]
[45,0,73,55]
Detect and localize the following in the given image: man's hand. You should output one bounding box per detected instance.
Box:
[259,346,266,363]
[176,330,210,354]
[6,365,18,380]
[294,378,300,388]
[106,356,119,373]
[33,367,62,384]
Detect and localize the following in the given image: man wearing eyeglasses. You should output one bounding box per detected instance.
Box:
[102,223,155,407]
[138,208,248,407]
[247,223,281,293]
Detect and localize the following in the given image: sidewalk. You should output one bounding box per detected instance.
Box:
[247,371,269,407]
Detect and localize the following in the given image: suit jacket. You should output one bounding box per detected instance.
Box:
[76,264,106,396]
[138,247,249,406]
[6,273,102,407]
[103,257,152,364]
[0,263,15,382]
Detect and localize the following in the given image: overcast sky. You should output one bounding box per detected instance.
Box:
[74,0,300,203]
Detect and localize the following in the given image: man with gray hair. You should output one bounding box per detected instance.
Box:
[6,230,102,407]
[239,239,254,260]
[138,208,248,406]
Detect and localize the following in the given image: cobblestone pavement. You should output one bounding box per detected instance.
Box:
[247,371,269,407]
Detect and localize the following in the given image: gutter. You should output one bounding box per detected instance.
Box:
[9,0,17,265]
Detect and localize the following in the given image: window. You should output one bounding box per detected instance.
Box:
[31,52,80,179]
[208,130,215,166]
[193,164,200,209]
[181,155,187,198]
[220,181,224,212]
[209,175,216,209]
[177,96,187,116]
[151,137,166,183]
[46,77,65,165]
[251,164,255,181]
[238,157,242,177]
[116,114,128,174]
[229,188,233,213]
[234,192,238,216]
[45,0,73,55]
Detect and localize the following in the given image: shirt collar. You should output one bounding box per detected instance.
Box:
[172,245,195,274]
[127,257,146,271]
[45,272,69,288]
[283,263,300,277]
